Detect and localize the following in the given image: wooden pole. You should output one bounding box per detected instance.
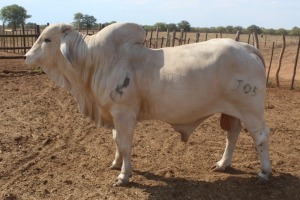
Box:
[253,32,259,49]
[36,25,40,38]
[22,24,26,55]
[171,30,176,47]
[161,37,164,48]
[155,26,159,49]
[205,33,208,41]
[12,30,15,53]
[264,35,267,47]
[179,29,184,45]
[247,33,251,44]
[266,42,275,85]
[143,29,148,46]
[1,23,4,50]
[149,30,153,48]
[195,32,200,43]
[165,29,170,47]
[276,34,286,87]
[235,31,240,41]
[291,37,300,90]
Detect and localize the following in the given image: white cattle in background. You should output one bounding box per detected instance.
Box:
[25,23,271,186]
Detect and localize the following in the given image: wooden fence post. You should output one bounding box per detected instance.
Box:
[205,33,208,41]
[165,29,170,47]
[171,30,176,47]
[266,42,275,85]
[21,24,26,54]
[36,25,40,37]
[12,30,16,53]
[161,37,164,48]
[253,32,259,49]
[276,34,286,87]
[264,35,267,47]
[143,29,148,46]
[247,33,251,44]
[195,32,200,43]
[235,31,240,41]
[155,26,159,49]
[179,29,184,45]
[149,30,153,48]
[291,37,300,90]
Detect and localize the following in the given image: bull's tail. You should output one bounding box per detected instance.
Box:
[240,43,266,68]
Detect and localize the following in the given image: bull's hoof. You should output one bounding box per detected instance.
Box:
[114,178,129,187]
[109,163,122,170]
[210,164,226,172]
[257,172,270,184]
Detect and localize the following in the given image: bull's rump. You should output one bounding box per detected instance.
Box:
[137,39,266,124]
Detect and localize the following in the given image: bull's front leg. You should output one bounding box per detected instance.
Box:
[111,108,136,186]
[110,129,123,170]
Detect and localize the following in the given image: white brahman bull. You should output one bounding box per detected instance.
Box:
[25,23,271,186]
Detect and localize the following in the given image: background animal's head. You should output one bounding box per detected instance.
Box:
[25,24,75,67]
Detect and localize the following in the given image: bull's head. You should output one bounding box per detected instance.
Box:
[25,24,79,90]
[25,24,75,68]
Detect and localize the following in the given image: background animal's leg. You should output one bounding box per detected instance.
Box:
[249,125,271,181]
[112,109,136,186]
[211,114,241,172]
[110,129,123,170]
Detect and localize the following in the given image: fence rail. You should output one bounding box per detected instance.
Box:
[0,25,40,58]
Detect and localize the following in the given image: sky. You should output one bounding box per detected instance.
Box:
[0,0,299,29]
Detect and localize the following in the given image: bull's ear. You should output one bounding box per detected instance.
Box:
[60,24,73,34]
[60,31,74,66]
[60,39,73,65]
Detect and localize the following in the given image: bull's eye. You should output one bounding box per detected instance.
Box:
[44,38,51,43]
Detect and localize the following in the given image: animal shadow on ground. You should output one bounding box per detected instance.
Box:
[131,169,300,200]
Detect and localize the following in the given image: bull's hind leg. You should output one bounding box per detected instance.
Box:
[243,111,271,181]
[249,124,271,181]
[211,114,241,172]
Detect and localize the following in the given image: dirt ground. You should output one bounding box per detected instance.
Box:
[0,45,299,200]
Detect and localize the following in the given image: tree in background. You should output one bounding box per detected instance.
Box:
[276,28,288,35]
[226,26,234,33]
[247,24,262,34]
[216,26,226,33]
[82,15,97,29]
[153,22,167,31]
[74,12,84,30]
[0,4,31,30]
[290,26,300,35]
[73,12,97,30]
[166,23,177,31]
[177,20,191,31]
[232,26,244,33]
